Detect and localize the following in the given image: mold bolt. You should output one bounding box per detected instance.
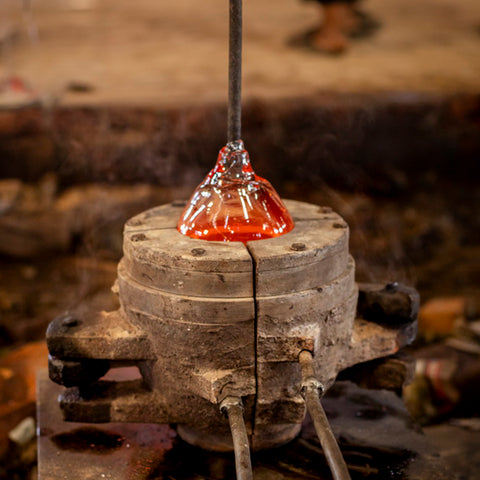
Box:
[385,282,399,292]
[191,248,207,257]
[291,242,306,251]
[131,233,147,242]
[61,315,80,328]
[127,219,143,227]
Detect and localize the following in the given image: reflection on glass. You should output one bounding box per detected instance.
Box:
[177,140,294,243]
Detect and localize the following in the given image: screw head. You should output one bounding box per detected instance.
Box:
[191,248,207,257]
[318,206,333,214]
[127,218,142,227]
[291,243,306,251]
[131,233,147,242]
[61,315,80,328]
[385,282,399,292]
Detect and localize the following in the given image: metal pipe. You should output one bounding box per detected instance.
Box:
[228,0,242,142]
[220,396,253,480]
[299,350,352,480]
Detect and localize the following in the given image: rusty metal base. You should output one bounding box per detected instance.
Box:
[37,370,454,480]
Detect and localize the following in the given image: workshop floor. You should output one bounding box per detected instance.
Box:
[1,0,479,107]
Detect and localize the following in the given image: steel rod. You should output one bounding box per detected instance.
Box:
[221,396,253,480]
[228,0,242,142]
[299,351,352,480]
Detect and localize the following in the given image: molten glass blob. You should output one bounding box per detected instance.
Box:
[177,140,294,242]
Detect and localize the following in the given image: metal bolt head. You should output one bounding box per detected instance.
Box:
[385,282,399,292]
[61,315,80,328]
[290,243,306,251]
[318,206,333,214]
[191,248,207,257]
[131,233,147,242]
[127,218,142,227]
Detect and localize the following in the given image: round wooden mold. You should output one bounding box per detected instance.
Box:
[119,200,357,450]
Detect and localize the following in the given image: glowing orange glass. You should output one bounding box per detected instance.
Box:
[177,140,294,242]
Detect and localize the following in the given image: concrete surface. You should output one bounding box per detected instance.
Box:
[1,0,479,107]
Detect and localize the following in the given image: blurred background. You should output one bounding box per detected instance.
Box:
[0,1,479,479]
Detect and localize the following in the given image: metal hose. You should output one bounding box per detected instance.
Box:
[220,396,253,480]
[299,350,352,480]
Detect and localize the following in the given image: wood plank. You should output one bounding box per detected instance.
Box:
[122,227,253,298]
[117,262,255,324]
[256,257,356,334]
[248,216,350,296]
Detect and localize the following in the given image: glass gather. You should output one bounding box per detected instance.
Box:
[177,140,294,243]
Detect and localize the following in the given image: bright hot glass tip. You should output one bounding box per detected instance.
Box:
[177,140,294,243]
